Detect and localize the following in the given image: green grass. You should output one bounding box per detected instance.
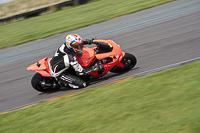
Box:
[0,0,70,19]
[1,60,200,133]
[0,0,175,49]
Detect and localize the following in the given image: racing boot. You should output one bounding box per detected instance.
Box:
[57,73,86,89]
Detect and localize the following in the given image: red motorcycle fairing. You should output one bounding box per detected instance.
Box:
[27,40,125,78]
[27,57,52,77]
[94,40,125,72]
[75,47,96,68]
[77,40,125,77]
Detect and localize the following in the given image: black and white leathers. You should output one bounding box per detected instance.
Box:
[49,41,112,88]
[49,43,83,78]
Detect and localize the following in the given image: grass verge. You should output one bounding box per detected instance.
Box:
[0,0,70,19]
[0,0,175,49]
[0,60,200,133]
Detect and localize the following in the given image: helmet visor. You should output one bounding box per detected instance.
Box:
[70,43,83,51]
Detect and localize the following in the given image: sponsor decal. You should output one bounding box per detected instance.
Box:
[116,55,119,59]
[108,43,113,48]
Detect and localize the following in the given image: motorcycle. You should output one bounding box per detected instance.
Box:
[27,40,137,92]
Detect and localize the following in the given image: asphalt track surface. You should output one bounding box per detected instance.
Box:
[0,0,200,113]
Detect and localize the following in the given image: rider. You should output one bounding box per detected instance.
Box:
[49,34,113,89]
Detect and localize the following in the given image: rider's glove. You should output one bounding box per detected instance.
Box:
[84,37,96,45]
[84,39,93,45]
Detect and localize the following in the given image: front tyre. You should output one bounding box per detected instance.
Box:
[31,73,60,92]
[110,53,137,73]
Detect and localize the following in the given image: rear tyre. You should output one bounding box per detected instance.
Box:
[31,73,60,92]
[110,53,137,73]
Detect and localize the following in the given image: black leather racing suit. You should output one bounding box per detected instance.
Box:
[49,40,113,89]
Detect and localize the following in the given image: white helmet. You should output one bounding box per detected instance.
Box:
[65,34,83,52]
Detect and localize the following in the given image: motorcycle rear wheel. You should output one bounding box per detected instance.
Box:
[31,73,60,92]
[110,53,137,73]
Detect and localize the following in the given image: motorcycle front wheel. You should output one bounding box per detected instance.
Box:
[31,73,60,92]
[110,53,137,73]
